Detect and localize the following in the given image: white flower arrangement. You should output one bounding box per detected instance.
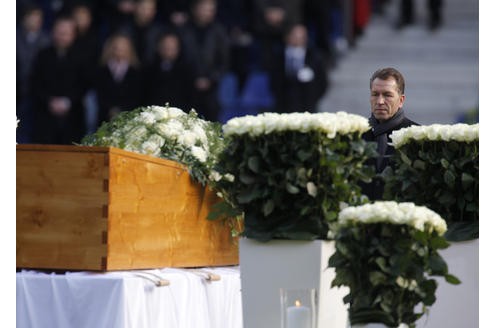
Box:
[81,105,223,185]
[390,123,479,148]
[223,111,370,138]
[338,201,447,235]
[330,200,459,327]
[383,122,479,241]
[214,111,376,241]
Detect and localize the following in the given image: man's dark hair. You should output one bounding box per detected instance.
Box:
[369,67,405,95]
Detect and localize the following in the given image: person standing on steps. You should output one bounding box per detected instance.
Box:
[396,0,443,31]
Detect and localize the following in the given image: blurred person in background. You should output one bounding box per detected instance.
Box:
[179,0,230,122]
[251,0,303,70]
[119,0,166,66]
[104,0,136,34]
[269,24,328,114]
[156,0,191,29]
[70,1,101,69]
[216,0,254,91]
[302,0,337,70]
[17,3,51,143]
[396,0,443,31]
[30,14,87,144]
[143,31,193,109]
[70,1,102,134]
[93,33,143,125]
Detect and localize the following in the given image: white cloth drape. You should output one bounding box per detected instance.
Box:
[16,267,242,328]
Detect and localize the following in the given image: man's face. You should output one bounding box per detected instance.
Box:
[370,77,405,122]
[52,20,76,50]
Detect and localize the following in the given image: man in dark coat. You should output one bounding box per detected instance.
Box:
[361,67,418,200]
[269,24,328,113]
[30,15,87,144]
[143,31,193,109]
[178,0,230,122]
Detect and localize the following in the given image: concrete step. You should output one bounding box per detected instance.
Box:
[318,0,479,125]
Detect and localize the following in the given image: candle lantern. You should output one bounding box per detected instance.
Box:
[280,288,316,328]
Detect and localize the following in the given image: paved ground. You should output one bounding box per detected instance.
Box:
[317,0,479,125]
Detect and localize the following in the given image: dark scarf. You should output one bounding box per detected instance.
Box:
[369,108,406,169]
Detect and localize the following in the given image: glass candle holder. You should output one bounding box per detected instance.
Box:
[280,288,316,328]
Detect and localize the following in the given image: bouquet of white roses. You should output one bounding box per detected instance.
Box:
[329,201,460,328]
[80,105,224,186]
[213,111,376,241]
[389,123,479,148]
[382,123,479,241]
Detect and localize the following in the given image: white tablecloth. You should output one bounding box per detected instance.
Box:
[16,267,243,328]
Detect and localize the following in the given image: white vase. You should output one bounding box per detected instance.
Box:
[414,239,479,327]
[239,238,349,328]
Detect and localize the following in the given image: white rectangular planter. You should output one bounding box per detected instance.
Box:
[416,239,479,327]
[239,238,349,328]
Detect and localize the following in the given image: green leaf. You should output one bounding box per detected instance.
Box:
[262,200,275,217]
[328,254,347,268]
[413,159,426,170]
[429,236,450,250]
[297,149,312,161]
[335,242,351,258]
[440,158,450,169]
[438,191,456,205]
[375,257,389,273]
[369,271,387,286]
[400,152,412,166]
[206,200,239,220]
[444,222,479,241]
[445,274,462,285]
[429,254,448,275]
[350,140,365,154]
[443,170,456,188]
[236,189,260,204]
[461,173,475,190]
[286,183,300,194]
[465,202,478,212]
[239,172,256,185]
[421,279,438,306]
[247,156,261,173]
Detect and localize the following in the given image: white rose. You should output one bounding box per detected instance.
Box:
[178,131,197,147]
[192,124,208,144]
[191,146,207,162]
[209,170,222,182]
[224,173,235,182]
[147,134,165,148]
[138,111,156,125]
[149,106,169,120]
[141,140,161,156]
[167,107,186,118]
[306,182,318,197]
[129,126,148,139]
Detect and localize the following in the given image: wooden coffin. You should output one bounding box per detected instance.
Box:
[16,144,239,271]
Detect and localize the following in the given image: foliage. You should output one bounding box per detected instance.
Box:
[212,112,376,241]
[382,124,479,241]
[329,202,460,327]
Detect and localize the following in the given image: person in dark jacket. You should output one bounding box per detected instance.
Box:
[361,67,419,200]
[178,0,230,122]
[16,3,51,143]
[269,23,328,113]
[118,0,166,66]
[143,31,193,109]
[93,32,143,125]
[30,15,87,144]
